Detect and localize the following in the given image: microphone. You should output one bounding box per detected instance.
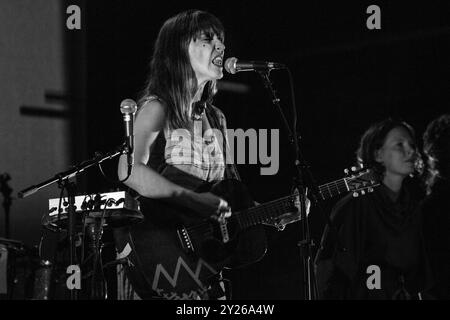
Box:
[120,99,137,176]
[224,57,286,74]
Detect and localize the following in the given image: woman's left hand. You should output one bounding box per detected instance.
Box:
[257,196,311,231]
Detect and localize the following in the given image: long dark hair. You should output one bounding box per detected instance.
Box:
[423,114,450,192]
[138,10,225,129]
[356,118,419,180]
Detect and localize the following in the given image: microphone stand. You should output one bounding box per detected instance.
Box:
[0,173,13,239]
[257,70,318,300]
[18,143,128,300]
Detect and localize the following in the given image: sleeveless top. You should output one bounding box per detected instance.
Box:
[140,96,240,190]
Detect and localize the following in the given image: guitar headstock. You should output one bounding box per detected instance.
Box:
[344,164,380,197]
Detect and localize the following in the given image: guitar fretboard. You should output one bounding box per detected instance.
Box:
[233,177,351,228]
[233,194,298,229]
[317,178,349,200]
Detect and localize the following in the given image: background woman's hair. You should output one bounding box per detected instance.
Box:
[356,118,418,180]
[423,113,450,191]
[137,10,225,129]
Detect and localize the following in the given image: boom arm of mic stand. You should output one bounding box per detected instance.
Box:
[18,143,126,199]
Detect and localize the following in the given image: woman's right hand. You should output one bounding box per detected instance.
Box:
[186,191,231,218]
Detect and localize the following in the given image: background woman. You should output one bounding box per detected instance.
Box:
[314,119,428,299]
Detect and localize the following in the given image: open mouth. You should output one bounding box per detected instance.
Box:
[212,56,223,67]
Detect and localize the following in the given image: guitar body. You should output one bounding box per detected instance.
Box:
[113,179,267,300]
[113,167,379,299]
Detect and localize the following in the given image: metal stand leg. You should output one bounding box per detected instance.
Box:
[87,218,107,300]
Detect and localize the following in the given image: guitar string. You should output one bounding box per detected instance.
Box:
[231,181,346,229]
[318,176,372,191]
[240,179,354,225]
[184,180,346,235]
[184,193,298,233]
[318,175,374,192]
[184,178,366,236]
[240,197,295,226]
[186,178,351,232]
[317,180,348,199]
[318,178,374,196]
[189,193,296,232]
[231,177,366,227]
[184,201,291,238]
[318,179,347,191]
[185,194,297,235]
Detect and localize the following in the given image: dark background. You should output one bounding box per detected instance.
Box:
[63,0,450,299]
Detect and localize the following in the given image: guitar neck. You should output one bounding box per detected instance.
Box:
[234,177,350,229]
[316,177,349,200]
[233,194,297,229]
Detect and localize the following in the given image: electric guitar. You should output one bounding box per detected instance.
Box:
[114,167,379,300]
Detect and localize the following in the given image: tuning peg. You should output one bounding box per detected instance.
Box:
[351,166,358,172]
[360,190,366,195]
[368,187,374,193]
[344,168,350,175]
[352,192,359,197]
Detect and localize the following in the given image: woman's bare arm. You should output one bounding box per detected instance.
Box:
[117,99,228,216]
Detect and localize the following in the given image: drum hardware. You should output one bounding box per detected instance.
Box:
[43,194,142,300]
[16,101,141,300]
[45,191,142,230]
[18,142,137,300]
[83,197,118,300]
[86,217,107,300]
[0,238,36,300]
[31,260,53,300]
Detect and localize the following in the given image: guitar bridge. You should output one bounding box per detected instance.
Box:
[177,226,195,254]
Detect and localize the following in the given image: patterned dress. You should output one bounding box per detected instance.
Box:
[116,96,240,300]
